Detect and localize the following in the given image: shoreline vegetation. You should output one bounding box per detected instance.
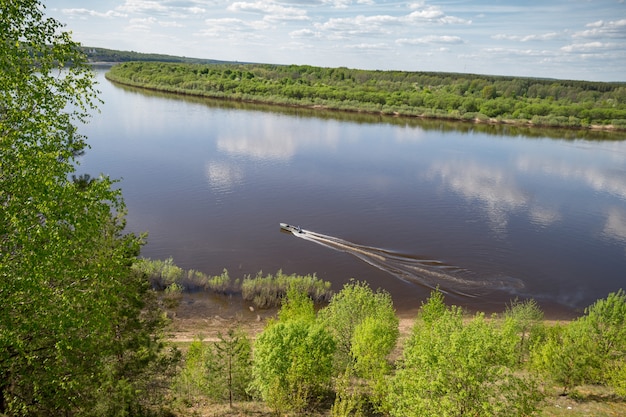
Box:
[161,261,626,417]
[133,257,334,309]
[139,258,626,416]
[103,60,626,131]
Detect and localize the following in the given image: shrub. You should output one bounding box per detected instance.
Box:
[503,298,545,365]
[387,290,542,417]
[319,281,399,414]
[530,289,626,393]
[251,290,335,413]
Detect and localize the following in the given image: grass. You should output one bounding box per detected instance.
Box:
[538,385,626,417]
[169,394,625,417]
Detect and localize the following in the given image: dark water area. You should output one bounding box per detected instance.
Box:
[78,70,626,319]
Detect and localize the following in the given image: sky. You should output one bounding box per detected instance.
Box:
[45,0,626,82]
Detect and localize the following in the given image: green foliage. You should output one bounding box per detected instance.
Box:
[81,46,231,65]
[531,290,626,394]
[173,330,253,407]
[251,290,335,413]
[213,329,253,407]
[530,321,595,394]
[277,286,317,323]
[133,259,334,308]
[132,257,184,289]
[387,290,542,417]
[172,339,213,405]
[503,298,545,365]
[319,280,398,373]
[242,270,333,308]
[106,61,626,129]
[0,2,176,414]
[205,268,232,293]
[318,281,398,414]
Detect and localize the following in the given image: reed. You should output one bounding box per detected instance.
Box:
[241,270,333,308]
[133,258,333,308]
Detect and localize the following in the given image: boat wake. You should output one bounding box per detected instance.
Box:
[281,224,524,297]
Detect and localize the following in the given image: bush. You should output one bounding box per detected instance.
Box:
[503,298,545,365]
[387,290,542,417]
[319,281,399,414]
[251,290,335,413]
[530,289,626,393]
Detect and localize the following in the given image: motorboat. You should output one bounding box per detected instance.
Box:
[280,223,303,233]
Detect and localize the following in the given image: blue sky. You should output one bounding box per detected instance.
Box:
[46,0,626,81]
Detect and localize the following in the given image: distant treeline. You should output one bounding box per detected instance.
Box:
[82,46,235,65]
[106,61,626,129]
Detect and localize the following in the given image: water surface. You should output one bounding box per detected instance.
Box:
[78,70,626,317]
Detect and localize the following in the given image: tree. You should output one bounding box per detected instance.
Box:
[213,328,253,407]
[318,281,398,415]
[251,289,335,413]
[319,280,398,374]
[503,298,545,365]
[387,290,542,417]
[0,1,175,414]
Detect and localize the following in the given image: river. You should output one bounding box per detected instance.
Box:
[77,69,626,317]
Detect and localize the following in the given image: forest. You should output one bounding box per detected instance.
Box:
[106,61,626,130]
[2,1,625,416]
[81,46,235,65]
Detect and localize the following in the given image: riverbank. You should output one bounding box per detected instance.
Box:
[165,292,625,417]
[105,61,626,131]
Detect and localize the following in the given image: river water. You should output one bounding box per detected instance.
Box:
[78,69,626,317]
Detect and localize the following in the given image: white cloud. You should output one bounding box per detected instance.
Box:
[561,41,618,53]
[406,2,470,24]
[159,20,184,28]
[117,0,170,15]
[344,42,388,49]
[323,0,376,8]
[198,18,270,38]
[62,8,127,19]
[127,17,157,31]
[574,19,626,39]
[290,28,321,38]
[492,32,561,42]
[116,0,208,17]
[396,35,463,45]
[227,1,309,22]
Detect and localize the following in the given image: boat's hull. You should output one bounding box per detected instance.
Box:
[280,223,302,233]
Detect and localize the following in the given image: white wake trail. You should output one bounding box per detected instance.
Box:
[283,226,524,297]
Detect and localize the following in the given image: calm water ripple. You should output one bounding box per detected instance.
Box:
[78,69,626,317]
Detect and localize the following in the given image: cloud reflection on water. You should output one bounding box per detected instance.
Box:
[429,144,626,240]
[603,207,626,247]
[428,160,530,234]
[205,161,244,191]
[516,155,626,201]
